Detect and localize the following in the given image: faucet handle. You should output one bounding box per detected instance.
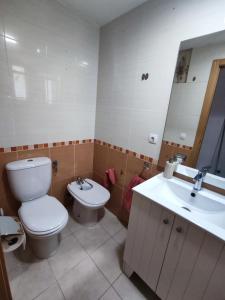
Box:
[200,165,211,175]
[174,153,187,163]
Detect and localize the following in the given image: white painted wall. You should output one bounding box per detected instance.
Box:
[96,0,225,159]
[164,41,225,146]
[0,0,99,147]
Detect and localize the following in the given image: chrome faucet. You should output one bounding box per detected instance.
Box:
[77,177,84,185]
[193,166,211,191]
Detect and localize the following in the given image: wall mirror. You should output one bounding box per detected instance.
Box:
[159,30,225,180]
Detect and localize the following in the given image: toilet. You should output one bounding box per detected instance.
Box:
[67,178,110,226]
[6,157,68,259]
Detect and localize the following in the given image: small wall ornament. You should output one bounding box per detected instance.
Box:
[174,49,192,83]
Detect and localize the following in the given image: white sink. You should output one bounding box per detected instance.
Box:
[133,173,225,241]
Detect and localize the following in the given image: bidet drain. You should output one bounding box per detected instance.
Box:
[181,206,191,212]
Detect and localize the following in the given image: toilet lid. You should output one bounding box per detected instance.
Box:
[67,179,110,206]
[19,195,68,233]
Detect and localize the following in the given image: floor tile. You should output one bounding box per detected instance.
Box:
[113,274,156,300]
[34,283,65,300]
[67,215,84,234]
[5,247,44,283]
[58,256,110,300]
[4,252,26,281]
[60,225,71,240]
[10,259,55,300]
[100,209,123,236]
[48,235,88,279]
[100,287,121,300]
[90,238,123,283]
[73,224,111,254]
[6,209,157,300]
[113,228,127,246]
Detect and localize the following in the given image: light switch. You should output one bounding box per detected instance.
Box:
[148,133,158,144]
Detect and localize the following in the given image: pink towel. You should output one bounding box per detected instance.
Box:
[103,168,117,188]
[123,176,145,212]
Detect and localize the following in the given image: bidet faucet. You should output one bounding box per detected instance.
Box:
[193,166,211,191]
[77,177,84,185]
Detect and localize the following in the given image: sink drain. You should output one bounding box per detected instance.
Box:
[182,206,191,212]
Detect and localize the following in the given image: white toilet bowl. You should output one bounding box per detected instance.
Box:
[6,157,69,259]
[19,195,68,258]
[67,179,110,226]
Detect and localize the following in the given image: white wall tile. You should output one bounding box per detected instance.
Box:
[0,0,99,147]
[96,0,225,159]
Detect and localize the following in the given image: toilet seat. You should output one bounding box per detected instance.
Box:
[19,195,68,237]
[67,179,110,208]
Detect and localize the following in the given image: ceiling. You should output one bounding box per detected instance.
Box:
[59,0,148,26]
[181,30,225,50]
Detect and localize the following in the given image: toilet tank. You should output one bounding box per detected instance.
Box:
[6,157,52,202]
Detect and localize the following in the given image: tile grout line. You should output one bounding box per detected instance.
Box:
[54,233,116,300]
[31,281,57,300]
[69,215,124,295]
[71,230,112,256]
[56,280,66,300]
[86,247,122,298]
[97,282,123,300]
[73,144,76,179]
[110,274,124,300]
[79,225,125,299]
[25,210,125,300]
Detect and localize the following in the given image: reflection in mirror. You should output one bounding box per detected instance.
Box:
[12,65,26,99]
[159,30,225,180]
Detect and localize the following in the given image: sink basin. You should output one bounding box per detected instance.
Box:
[149,178,225,213]
[133,173,225,241]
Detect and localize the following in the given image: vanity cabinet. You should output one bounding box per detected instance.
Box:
[124,192,175,291]
[123,192,225,300]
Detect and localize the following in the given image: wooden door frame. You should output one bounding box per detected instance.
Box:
[0,239,12,300]
[190,58,225,167]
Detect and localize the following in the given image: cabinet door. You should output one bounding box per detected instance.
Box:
[156,216,224,300]
[182,233,224,300]
[203,245,225,300]
[124,193,174,291]
[156,216,190,299]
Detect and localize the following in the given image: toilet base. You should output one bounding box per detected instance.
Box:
[72,200,105,227]
[29,234,60,259]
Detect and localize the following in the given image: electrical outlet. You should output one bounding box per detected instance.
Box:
[148,133,158,144]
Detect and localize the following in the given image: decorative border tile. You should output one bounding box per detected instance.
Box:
[0,138,158,165]
[94,139,157,164]
[163,140,193,150]
[0,139,95,153]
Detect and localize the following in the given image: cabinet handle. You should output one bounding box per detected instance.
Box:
[163,218,169,225]
[176,226,183,233]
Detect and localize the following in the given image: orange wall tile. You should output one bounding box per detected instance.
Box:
[0,143,94,215]
[0,152,19,216]
[75,143,94,177]
[93,144,159,225]
[93,144,109,176]
[0,139,158,225]
[158,142,192,168]
[107,148,127,188]
[17,148,50,160]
